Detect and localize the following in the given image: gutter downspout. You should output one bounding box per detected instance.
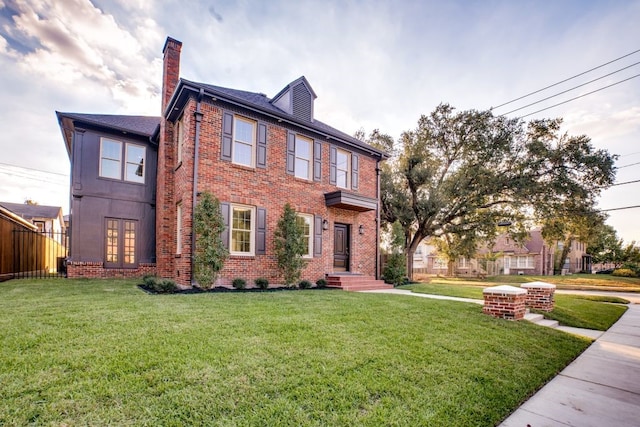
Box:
[375,158,381,280]
[190,88,205,286]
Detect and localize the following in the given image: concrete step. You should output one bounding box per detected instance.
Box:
[536,319,559,328]
[524,313,544,322]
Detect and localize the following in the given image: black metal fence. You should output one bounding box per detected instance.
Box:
[8,229,68,279]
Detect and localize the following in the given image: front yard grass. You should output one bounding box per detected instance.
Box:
[0,279,591,426]
[404,283,628,330]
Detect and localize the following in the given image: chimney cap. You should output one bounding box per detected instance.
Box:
[163,37,183,53]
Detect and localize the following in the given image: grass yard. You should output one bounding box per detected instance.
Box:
[403,283,628,330]
[0,279,591,426]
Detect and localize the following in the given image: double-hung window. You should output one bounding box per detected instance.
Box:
[294,135,312,180]
[100,138,146,183]
[233,117,256,167]
[231,204,255,255]
[105,218,137,268]
[296,213,313,258]
[336,149,351,189]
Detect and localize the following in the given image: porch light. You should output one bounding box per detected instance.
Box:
[322,219,329,230]
[359,224,364,235]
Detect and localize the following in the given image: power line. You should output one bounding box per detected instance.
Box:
[617,161,640,169]
[610,179,640,187]
[0,161,68,177]
[501,61,640,116]
[516,73,640,119]
[619,151,640,158]
[492,48,640,110]
[0,170,68,186]
[600,205,640,212]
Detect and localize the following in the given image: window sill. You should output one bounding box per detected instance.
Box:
[97,176,146,186]
[230,163,256,172]
[229,254,256,259]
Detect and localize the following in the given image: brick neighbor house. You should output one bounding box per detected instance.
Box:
[57,37,388,288]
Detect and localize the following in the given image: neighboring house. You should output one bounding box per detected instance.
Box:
[57,37,387,286]
[0,201,65,237]
[413,230,590,276]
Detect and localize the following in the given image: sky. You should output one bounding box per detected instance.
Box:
[0,0,639,242]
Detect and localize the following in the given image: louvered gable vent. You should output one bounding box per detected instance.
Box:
[271,76,317,122]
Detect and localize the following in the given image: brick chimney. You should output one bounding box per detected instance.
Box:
[161,37,182,114]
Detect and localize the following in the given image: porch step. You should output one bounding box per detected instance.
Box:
[524,312,559,329]
[325,274,394,292]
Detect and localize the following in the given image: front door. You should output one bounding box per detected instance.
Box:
[333,223,350,271]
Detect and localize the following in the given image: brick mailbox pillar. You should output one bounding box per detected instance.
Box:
[521,281,556,312]
[482,285,527,320]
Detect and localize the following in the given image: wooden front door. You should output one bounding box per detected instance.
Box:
[333,223,350,271]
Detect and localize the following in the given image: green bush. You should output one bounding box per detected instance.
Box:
[612,268,637,277]
[383,252,407,286]
[622,263,640,276]
[232,278,247,289]
[315,278,328,288]
[143,276,178,294]
[299,280,312,289]
[254,277,269,290]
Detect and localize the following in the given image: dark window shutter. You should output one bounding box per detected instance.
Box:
[220,202,230,249]
[313,215,322,257]
[221,112,233,161]
[257,122,267,168]
[351,153,359,190]
[329,145,337,185]
[256,207,266,255]
[286,131,295,175]
[313,140,322,182]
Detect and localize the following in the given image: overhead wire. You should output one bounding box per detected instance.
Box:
[492,48,640,110]
[500,61,640,115]
[0,161,68,177]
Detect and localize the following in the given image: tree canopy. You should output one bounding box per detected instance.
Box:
[376,104,616,278]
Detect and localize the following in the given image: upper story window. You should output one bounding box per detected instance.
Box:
[296,213,313,258]
[231,204,255,256]
[233,116,256,167]
[100,137,146,183]
[336,149,351,189]
[294,135,312,180]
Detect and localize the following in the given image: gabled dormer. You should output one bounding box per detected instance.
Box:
[271,76,317,122]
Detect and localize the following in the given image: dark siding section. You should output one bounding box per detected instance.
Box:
[292,83,312,121]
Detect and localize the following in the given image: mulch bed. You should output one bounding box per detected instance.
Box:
[138,284,336,295]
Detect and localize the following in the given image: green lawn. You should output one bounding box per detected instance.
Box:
[403,282,628,330]
[0,279,591,426]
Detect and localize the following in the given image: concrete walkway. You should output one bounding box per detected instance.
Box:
[364,288,640,426]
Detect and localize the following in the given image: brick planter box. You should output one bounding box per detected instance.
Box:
[521,281,556,312]
[483,285,527,320]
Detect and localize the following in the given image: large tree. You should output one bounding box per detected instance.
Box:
[380,104,616,279]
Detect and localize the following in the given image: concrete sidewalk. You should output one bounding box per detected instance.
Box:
[500,302,640,427]
[364,288,640,426]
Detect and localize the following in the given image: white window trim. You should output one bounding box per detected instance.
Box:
[294,135,312,180]
[99,138,122,180]
[176,203,182,255]
[230,203,256,256]
[336,148,351,189]
[458,257,469,268]
[296,213,313,258]
[124,143,146,183]
[232,116,257,168]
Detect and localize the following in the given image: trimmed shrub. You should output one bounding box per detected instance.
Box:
[254,277,269,290]
[232,278,247,289]
[612,268,637,277]
[316,278,328,288]
[299,280,312,289]
[383,252,407,286]
[143,276,177,294]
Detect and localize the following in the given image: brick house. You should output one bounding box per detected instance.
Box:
[57,37,388,287]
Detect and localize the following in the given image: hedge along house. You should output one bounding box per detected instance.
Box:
[57,36,388,287]
[158,37,388,288]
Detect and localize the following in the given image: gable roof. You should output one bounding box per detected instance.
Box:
[168,78,388,159]
[0,202,62,220]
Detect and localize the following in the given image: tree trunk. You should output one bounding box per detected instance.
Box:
[555,238,572,274]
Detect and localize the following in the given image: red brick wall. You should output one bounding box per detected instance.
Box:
[158,98,380,286]
[483,288,527,320]
[67,261,156,279]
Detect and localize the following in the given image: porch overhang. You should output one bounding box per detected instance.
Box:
[324,191,377,212]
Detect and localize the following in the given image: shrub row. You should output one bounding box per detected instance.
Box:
[143,275,178,294]
[228,277,327,290]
